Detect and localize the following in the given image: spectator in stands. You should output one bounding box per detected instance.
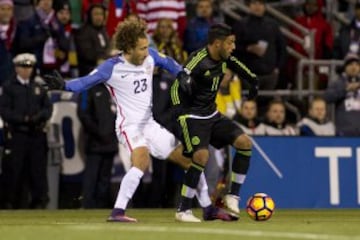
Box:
[137,0,187,40]
[297,97,335,136]
[106,0,137,38]
[15,0,70,75]
[289,0,333,89]
[324,53,360,136]
[0,53,52,209]
[77,84,118,208]
[264,99,297,135]
[0,0,16,85]
[183,0,215,54]
[13,0,34,21]
[54,1,78,78]
[75,3,109,76]
[292,0,332,60]
[152,18,187,64]
[233,0,287,91]
[334,2,360,60]
[81,0,137,38]
[234,99,266,135]
[232,0,286,114]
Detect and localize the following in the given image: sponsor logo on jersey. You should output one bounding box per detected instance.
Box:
[191,136,200,145]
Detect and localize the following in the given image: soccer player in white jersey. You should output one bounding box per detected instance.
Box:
[44,20,232,222]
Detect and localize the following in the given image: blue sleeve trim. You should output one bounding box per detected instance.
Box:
[149,47,182,76]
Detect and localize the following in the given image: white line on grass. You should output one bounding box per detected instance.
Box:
[67,225,360,240]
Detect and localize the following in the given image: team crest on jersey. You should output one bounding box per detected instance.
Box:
[191,136,200,145]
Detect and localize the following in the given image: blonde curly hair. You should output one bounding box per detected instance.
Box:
[113,19,147,53]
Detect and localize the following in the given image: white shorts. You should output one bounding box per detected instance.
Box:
[117,118,177,160]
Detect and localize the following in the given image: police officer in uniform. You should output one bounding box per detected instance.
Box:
[0,53,53,209]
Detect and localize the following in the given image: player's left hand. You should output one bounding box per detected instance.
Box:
[43,70,65,90]
[177,70,192,95]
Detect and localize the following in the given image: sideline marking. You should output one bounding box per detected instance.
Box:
[67,224,360,240]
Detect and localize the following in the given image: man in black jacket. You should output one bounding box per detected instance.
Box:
[233,0,287,114]
[232,0,286,90]
[74,4,110,76]
[77,84,118,208]
[0,53,53,209]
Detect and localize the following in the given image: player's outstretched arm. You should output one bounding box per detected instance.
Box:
[43,71,107,93]
[227,56,259,99]
[43,58,117,92]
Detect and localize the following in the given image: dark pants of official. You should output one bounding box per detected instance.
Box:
[82,152,115,208]
[1,131,48,209]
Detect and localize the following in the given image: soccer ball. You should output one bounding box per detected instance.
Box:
[246,193,275,221]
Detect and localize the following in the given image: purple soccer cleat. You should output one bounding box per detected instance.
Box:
[107,214,138,223]
[203,205,237,221]
[107,208,137,223]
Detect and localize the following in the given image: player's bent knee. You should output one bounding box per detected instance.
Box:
[131,147,151,171]
[167,147,191,170]
[234,133,252,149]
[132,157,150,171]
[192,149,209,167]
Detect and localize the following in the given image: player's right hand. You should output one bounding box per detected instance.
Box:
[43,70,65,90]
[177,69,192,95]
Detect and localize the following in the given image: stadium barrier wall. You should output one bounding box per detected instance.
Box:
[44,97,360,208]
[241,137,360,208]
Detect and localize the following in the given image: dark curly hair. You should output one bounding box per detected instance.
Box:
[113,19,148,53]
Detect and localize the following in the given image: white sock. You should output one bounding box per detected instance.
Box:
[114,167,144,209]
[195,172,212,208]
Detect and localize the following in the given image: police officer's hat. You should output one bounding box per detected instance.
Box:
[13,53,36,67]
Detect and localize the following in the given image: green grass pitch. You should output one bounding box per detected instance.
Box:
[0,209,360,240]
